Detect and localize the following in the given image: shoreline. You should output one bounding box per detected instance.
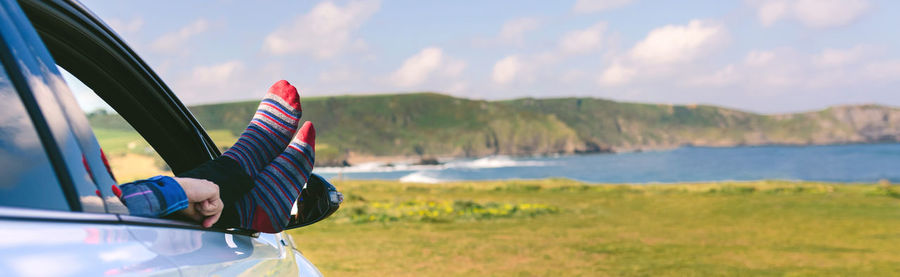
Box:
[327,141,900,167]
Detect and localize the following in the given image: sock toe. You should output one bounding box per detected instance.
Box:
[268,80,301,111]
[223,80,304,177]
[251,205,279,233]
[296,121,316,149]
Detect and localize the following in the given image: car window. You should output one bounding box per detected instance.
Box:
[59,66,173,182]
[0,61,69,211]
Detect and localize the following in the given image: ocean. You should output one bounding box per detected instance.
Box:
[315,143,900,184]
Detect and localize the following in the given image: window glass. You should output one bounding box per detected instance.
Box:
[59,66,173,182]
[0,64,68,211]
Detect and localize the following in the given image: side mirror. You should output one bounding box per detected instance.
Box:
[285,173,342,230]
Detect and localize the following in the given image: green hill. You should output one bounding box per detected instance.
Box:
[187,93,584,165]
[505,98,900,149]
[88,93,900,166]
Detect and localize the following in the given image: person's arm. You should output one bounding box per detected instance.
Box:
[115,176,224,227]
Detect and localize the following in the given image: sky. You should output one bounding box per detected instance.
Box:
[74,0,900,114]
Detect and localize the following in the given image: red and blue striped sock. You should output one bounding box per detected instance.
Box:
[222,80,302,178]
[238,121,316,233]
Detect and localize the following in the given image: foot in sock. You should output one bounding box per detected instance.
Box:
[221,80,302,178]
[237,121,315,233]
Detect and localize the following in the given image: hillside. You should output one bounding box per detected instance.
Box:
[187,93,586,165]
[505,99,900,150]
[88,93,900,166]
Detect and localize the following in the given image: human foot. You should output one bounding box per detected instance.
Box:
[238,121,315,233]
[222,80,302,178]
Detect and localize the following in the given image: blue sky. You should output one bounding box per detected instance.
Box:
[77,0,900,113]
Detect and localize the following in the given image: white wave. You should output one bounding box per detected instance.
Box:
[399,171,447,183]
[316,155,552,174]
[445,156,550,169]
[315,162,442,173]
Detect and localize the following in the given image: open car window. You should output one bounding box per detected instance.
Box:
[59,66,173,182]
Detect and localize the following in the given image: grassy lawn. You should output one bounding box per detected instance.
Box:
[288,179,900,276]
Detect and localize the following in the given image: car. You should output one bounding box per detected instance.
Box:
[0,0,338,275]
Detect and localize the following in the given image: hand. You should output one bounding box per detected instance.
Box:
[172,177,224,228]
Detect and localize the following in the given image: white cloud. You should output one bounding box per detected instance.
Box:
[863,61,900,81]
[750,0,870,28]
[560,69,587,84]
[685,65,738,87]
[318,68,357,83]
[812,44,878,67]
[188,60,244,85]
[492,55,522,85]
[680,46,899,91]
[151,19,209,53]
[757,1,789,26]
[794,0,869,28]
[106,17,144,35]
[390,47,467,88]
[598,62,636,86]
[172,60,254,104]
[264,0,380,58]
[630,20,727,65]
[442,59,467,78]
[559,22,607,55]
[573,0,636,13]
[744,50,776,66]
[446,81,469,93]
[498,18,541,44]
[485,21,608,87]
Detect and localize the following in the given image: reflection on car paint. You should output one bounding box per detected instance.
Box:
[0,221,178,276]
[126,226,300,276]
[0,56,69,211]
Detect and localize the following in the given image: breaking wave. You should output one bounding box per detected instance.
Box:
[399,171,447,183]
[316,155,551,174]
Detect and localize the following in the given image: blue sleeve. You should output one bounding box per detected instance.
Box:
[118,175,188,217]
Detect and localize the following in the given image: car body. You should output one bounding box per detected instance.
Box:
[0,0,323,275]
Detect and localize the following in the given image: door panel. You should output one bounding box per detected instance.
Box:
[125,225,299,276]
[0,219,180,276]
[0,0,103,212]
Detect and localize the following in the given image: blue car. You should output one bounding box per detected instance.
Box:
[0,0,338,275]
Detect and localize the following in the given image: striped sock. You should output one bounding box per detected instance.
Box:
[238,121,316,233]
[222,80,302,178]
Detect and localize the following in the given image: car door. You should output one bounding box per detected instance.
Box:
[0,1,182,275]
[7,0,315,276]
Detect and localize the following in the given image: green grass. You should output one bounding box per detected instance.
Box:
[288,179,900,276]
[92,128,155,155]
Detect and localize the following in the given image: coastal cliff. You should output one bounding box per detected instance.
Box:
[91,93,900,166]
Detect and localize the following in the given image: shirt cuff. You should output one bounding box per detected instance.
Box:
[119,175,188,217]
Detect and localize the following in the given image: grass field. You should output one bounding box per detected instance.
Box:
[92,128,238,182]
[288,179,900,276]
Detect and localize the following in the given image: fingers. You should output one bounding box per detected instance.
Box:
[197,198,223,228]
[198,198,223,228]
[202,209,222,228]
[172,177,224,228]
[197,199,223,217]
[173,177,220,203]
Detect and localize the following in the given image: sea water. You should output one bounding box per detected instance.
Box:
[315,143,900,183]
